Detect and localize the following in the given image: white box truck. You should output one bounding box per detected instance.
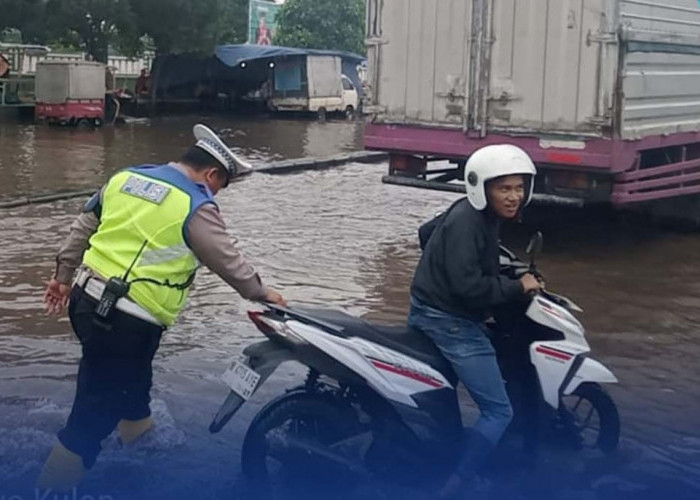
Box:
[35,60,105,126]
[365,0,700,219]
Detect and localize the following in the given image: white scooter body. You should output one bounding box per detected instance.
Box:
[526,293,617,408]
[270,286,616,412]
[266,318,454,408]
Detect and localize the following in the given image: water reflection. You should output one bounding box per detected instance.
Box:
[0,116,364,198]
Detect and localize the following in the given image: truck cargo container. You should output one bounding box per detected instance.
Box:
[35,61,105,126]
[364,0,700,218]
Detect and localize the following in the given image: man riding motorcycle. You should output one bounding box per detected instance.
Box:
[408,144,542,497]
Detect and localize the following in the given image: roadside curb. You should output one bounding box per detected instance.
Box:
[255,151,387,174]
[0,151,389,209]
[0,189,98,209]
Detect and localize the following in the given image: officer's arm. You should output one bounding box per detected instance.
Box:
[187,205,268,300]
[54,188,103,284]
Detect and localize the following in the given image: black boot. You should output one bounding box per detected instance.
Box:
[437,430,494,499]
[455,429,494,479]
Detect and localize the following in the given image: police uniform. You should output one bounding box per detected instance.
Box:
[39,125,268,490]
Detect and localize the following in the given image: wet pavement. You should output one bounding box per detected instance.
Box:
[0,116,699,499]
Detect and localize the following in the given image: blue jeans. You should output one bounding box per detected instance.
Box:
[408,296,513,446]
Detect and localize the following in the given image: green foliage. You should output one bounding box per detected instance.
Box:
[274,0,366,55]
[0,0,49,44]
[130,0,213,55]
[45,0,136,62]
[0,0,250,60]
[217,0,249,45]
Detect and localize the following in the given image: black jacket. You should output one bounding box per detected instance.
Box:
[411,198,524,321]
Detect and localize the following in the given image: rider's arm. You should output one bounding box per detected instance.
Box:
[443,220,524,309]
[54,189,103,284]
[187,204,269,301]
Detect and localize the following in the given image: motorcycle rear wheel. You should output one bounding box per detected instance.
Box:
[241,392,359,499]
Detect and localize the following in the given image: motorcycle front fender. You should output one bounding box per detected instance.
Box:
[563,357,618,396]
[209,340,295,433]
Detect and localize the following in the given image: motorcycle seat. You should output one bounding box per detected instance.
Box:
[291,307,457,384]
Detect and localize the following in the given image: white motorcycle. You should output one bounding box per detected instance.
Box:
[209,233,620,496]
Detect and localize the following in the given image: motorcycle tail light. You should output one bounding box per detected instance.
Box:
[248,310,307,345]
[248,310,277,336]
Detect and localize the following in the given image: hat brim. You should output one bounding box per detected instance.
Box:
[193,124,253,178]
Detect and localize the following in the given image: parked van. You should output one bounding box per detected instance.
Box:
[270,55,358,119]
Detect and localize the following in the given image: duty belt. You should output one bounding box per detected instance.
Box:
[74,268,164,327]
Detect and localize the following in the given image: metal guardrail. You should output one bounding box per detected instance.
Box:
[1,44,153,77]
[20,53,154,77]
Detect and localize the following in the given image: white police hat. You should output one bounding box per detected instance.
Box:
[193,124,253,181]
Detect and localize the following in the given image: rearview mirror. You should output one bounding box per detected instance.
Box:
[526,232,544,267]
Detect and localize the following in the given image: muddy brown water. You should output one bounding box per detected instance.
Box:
[0,116,698,499]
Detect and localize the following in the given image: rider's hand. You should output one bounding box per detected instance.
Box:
[264,288,288,307]
[43,278,71,316]
[520,273,542,295]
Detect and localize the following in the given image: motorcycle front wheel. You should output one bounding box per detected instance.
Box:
[559,382,620,454]
[241,392,360,499]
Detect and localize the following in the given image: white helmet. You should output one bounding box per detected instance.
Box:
[464,144,537,211]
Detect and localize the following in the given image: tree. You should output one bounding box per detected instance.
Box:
[274,0,365,55]
[0,0,51,44]
[128,0,248,56]
[129,0,214,56]
[45,0,137,62]
[217,0,249,45]
[1,0,249,60]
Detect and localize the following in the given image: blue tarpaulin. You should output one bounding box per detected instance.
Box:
[215,44,365,67]
[215,44,366,96]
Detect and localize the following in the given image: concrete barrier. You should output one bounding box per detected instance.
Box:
[0,189,97,209]
[256,151,387,174]
[0,151,389,209]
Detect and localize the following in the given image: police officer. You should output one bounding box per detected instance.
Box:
[39,124,286,491]
[408,144,541,497]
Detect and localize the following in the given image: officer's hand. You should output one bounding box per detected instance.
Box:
[264,288,288,307]
[44,278,71,315]
[520,273,542,295]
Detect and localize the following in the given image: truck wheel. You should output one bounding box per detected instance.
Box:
[76,118,93,129]
[345,106,355,120]
[317,107,327,121]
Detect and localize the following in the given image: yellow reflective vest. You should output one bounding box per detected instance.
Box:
[83,164,217,326]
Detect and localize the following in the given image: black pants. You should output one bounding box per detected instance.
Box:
[58,285,163,468]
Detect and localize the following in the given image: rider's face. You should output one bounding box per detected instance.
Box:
[486,175,526,219]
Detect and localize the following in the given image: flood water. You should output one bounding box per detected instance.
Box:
[0,116,698,499]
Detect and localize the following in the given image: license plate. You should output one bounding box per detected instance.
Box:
[221,359,260,400]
